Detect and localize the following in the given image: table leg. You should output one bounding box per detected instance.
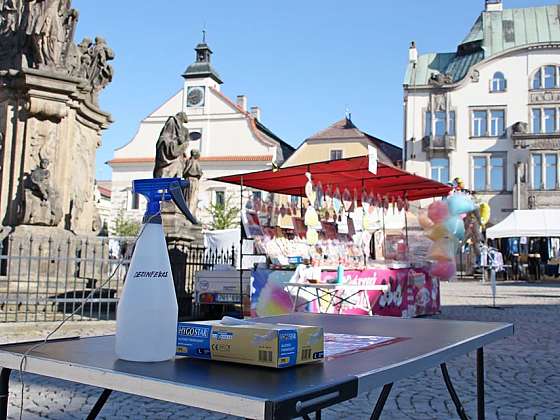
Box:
[293,287,301,312]
[314,289,323,313]
[86,388,112,420]
[369,383,393,420]
[440,363,468,420]
[302,412,322,420]
[0,368,11,420]
[477,347,485,420]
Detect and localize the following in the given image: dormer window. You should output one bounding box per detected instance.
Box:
[532,65,560,90]
[490,72,506,92]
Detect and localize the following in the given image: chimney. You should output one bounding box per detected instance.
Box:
[485,0,503,12]
[250,106,261,121]
[408,41,418,64]
[236,95,247,112]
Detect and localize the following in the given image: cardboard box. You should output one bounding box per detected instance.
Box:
[177,320,324,368]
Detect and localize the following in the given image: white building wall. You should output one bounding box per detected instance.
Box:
[406,47,560,225]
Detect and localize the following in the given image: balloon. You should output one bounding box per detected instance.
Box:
[427,224,449,241]
[431,260,456,280]
[428,200,449,223]
[480,203,491,226]
[447,193,476,216]
[444,216,465,240]
[428,239,454,261]
[418,210,434,230]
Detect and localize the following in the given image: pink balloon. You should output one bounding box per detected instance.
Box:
[428,201,449,223]
[431,260,456,280]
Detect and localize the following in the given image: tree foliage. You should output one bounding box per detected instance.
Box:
[207,196,240,230]
[114,210,141,237]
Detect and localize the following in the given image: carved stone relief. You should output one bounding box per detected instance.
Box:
[68,122,95,232]
[514,137,560,150]
[529,90,560,104]
[470,70,480,83]
[433,94,446,112]
[0,0,114,101]
[22,157,62,226]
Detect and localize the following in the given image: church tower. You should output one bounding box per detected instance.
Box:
[182,33,223,113]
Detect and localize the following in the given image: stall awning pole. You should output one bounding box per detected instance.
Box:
[405,211,409,247]
[239,176,244,314]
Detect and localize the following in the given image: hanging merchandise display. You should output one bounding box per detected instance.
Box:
[362,189,370,213]
[315,181,324,209]
[342,188,353,212]
[305,172,315,203]
[333,187,342,216]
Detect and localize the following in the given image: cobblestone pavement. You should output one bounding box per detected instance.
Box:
[2,281,560,419]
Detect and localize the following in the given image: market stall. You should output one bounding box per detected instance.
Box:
[211,155,452,319]
[486,209,560,280]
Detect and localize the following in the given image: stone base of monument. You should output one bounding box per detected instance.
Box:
[161,203,203,244]
[2,225,109,280]
[160,203,203,319]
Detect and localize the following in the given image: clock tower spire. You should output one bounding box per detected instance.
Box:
[182,32,223,85]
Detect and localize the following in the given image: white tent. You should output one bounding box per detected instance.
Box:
[486,209,560,239]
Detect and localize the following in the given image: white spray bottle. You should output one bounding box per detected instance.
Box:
[115,178,198,362]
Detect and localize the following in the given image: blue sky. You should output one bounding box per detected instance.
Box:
[72,0,558,180]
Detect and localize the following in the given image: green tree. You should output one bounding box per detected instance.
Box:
[114,209,141,237]
[207,196,240,230]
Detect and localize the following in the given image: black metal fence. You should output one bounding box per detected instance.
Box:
[0,235,235,323]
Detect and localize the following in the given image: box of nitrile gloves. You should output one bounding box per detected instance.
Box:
[176,320,324,368]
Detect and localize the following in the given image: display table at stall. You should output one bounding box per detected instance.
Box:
[251,265,440,318]
[0,314,513,420]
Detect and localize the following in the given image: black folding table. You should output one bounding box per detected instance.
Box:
[0,313,513,419]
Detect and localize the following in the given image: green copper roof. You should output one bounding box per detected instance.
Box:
[405,5,560,87]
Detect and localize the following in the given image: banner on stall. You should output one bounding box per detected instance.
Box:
[250,267,440,318]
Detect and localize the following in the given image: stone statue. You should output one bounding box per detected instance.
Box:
[153,112,189,178]
[0,0,20,33]
[0,0,114,101]
[88,36,114,95]
[22,157,63,225]
[512,121,528,135]
[429,72,453,87]
[183,149,203,216]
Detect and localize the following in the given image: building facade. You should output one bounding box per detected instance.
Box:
[108,40,294,231]
[283,117,402,168]
[404,0,560,225]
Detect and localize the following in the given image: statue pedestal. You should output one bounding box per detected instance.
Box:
[161,203,203,320]
[2,225,108,286]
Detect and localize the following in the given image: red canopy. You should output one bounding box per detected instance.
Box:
[213,156,451,201]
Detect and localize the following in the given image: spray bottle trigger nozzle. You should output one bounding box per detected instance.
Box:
[132,177,198,224]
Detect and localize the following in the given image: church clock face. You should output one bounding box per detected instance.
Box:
[186,86,205,107]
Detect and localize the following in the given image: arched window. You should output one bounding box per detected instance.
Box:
[491,72,507,92]
[532,65,560,90]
